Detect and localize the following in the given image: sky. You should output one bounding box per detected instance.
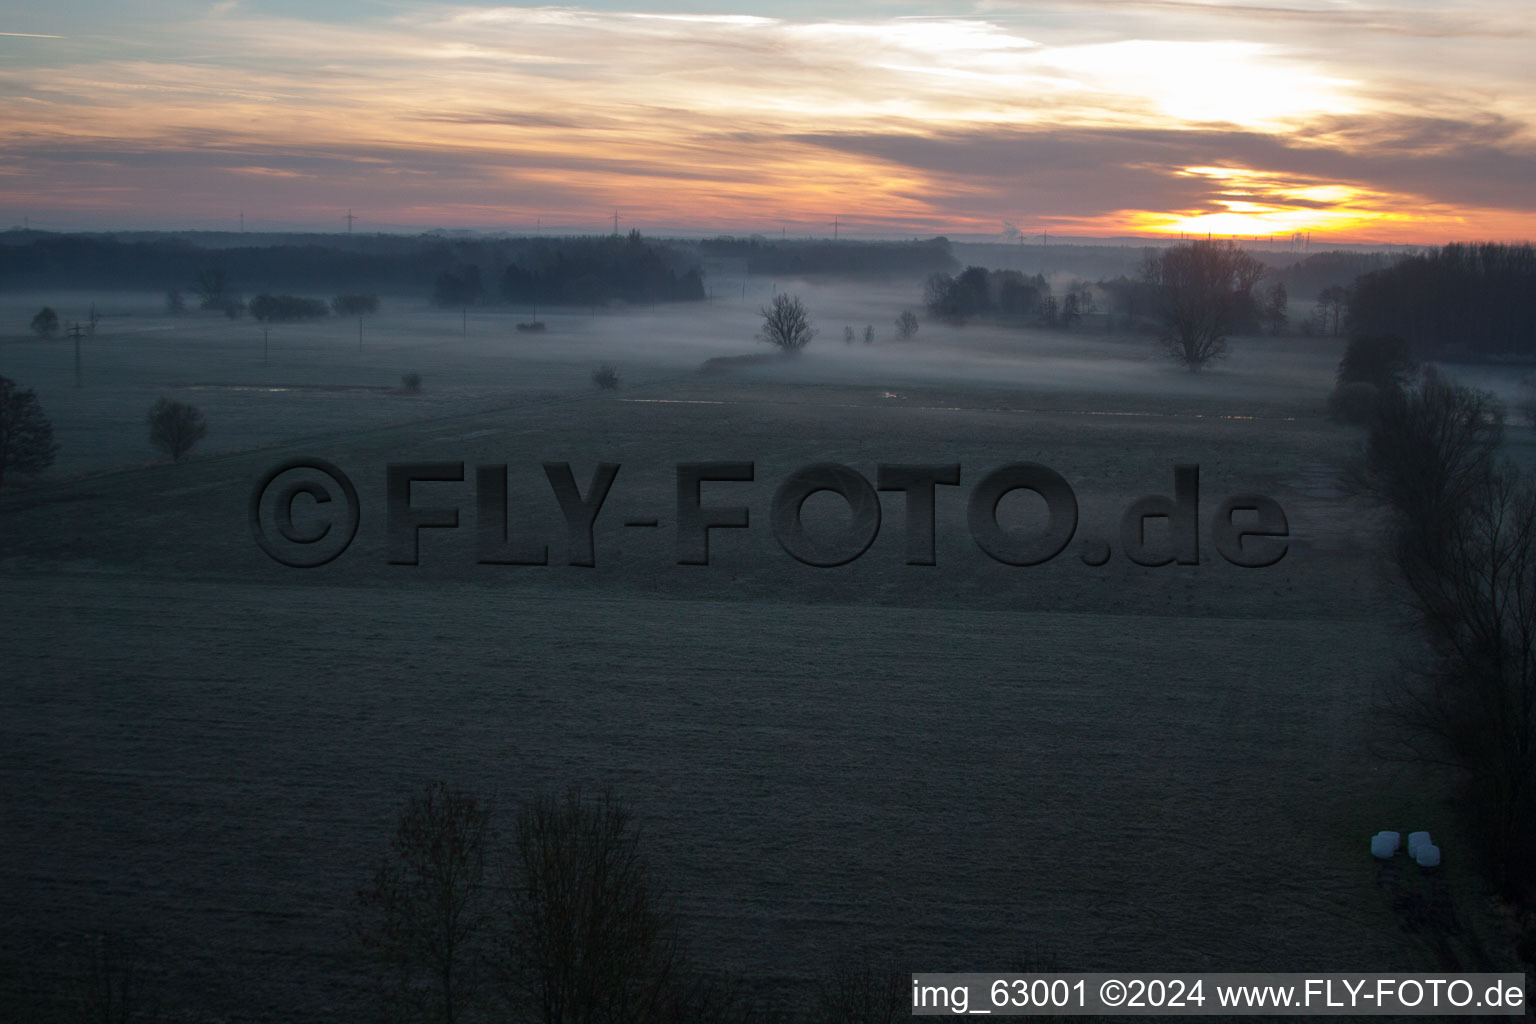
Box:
[1,0,1533,243]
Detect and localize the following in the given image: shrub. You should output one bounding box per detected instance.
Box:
[894,310,918,339]
[591,364,620,390]
[165,289,185,314]
[515,321,546,333]
[29,307,59,338]
[146,396,207,461]
[400,373,423,393]
[862,324,874,344]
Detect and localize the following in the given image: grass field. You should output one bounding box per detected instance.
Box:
[1,285,1527,1020]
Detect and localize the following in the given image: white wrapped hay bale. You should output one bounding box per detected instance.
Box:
[1408,831,1431,858]
[1414,843,1441,869]
[1371,831,1400,859]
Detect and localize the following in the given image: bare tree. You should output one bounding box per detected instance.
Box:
[497,786,678,1024]
[1144,240,1263,371]
[146,397,207,462]
[756,294,815,355]
[1359,368,1536,893]
[894,310,919,340]
[1263,282,1289,335]
[1316,285,1349,336]
[0,375,59,495]
[862,324,874,344]
[809,953,905,1024]
[355,781,494,1024]
[843,325,855,345]
[192,267,233,310]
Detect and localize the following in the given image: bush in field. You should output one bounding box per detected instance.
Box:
[757,293,815,354]
[146,396,206,462]
[0,376,59,494]
[400,373,423,394]
[250,293,330,323]
[354,780,493,1024]
[591,364,619,390]
[515,322,546,333]
[843,326,855,345]
[30,306,59,338]
[894,310,919,339]
[862,324,874,344]
[165,289,186,314]
[332,292,380,316]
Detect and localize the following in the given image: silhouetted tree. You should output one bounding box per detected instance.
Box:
[1338,334,1416,392]
[192,267,234,310]
[0,376,59,494]
[862,324,874,344]
[757,294,815,354]
[1316,285,1349,336]
[1358,369,1535,894]
[30,306,59,338]
[497,787,678,1024]
[145,396,206,462]
[894,310,919,339]
[164,289,185,314]
[843,326,855,345]
[1263,282,1289,335]
[1144,240,1264,371]
[401,373,423,394]
[355,780,493,1024]
[1061,292,1081,329]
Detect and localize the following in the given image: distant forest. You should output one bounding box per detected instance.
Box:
[0,230,960,308]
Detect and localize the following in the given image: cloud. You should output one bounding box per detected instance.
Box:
[0,1,1531,239]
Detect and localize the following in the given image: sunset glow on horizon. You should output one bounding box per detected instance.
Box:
[2,0,1533,244]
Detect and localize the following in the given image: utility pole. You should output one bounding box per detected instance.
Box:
[462,308,467,339]
[344,209,356,233]
[264,327,269,365]
[358,317,363,352]
[833,216,839,240]
[239,211,244,233]
[69,322,83,387]
[613,209,619,236]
